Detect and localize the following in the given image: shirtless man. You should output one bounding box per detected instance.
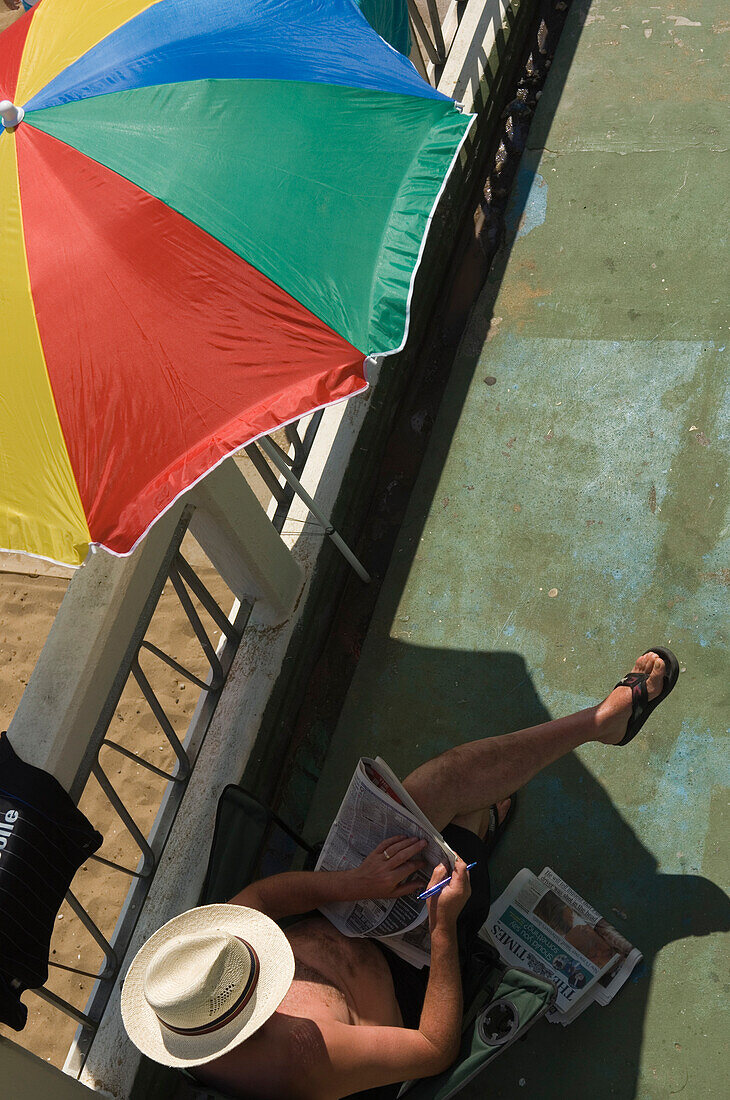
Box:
[122,650,676,1099]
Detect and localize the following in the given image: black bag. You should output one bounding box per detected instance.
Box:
[0,731,103,1030]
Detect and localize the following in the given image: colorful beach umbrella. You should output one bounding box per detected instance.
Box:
[356,0,412,56]
[0,0,472,568]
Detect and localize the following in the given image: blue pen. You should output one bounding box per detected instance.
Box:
[417,862,477,900]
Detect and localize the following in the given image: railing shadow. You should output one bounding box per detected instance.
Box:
[441,0,590,342]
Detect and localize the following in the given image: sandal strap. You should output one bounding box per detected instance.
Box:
[616,671,645,687]
[615,671,649,735]
[611,649,679,747]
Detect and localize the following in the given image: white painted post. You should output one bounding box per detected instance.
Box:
[7,503,188,792]
[437,0,511,109]
[188,458,304,622]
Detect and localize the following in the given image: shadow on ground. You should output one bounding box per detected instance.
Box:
[307,645,729,1099]
[284,2,729,1095]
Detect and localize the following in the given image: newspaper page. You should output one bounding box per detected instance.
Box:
[537,868,643,1022]
[316,757,456,967]
[479,867,641,1025]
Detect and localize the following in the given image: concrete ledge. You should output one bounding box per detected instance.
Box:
[2,1037,107,1100]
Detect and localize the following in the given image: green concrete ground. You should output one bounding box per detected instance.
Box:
[305,2,729,1097]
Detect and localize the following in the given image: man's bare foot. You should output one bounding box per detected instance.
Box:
[481,794,515,855]
[595,652,666,745]
[494,797,512,825]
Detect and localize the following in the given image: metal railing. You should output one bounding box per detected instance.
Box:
[33,513,250,1074]
[245,415,323,525]
[31,411,326,1073]
[409,0,469,85]
[13,401,321,1074]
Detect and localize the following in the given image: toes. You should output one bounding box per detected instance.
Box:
[628,652,666,699]
[648,652,665,675]
[646,654,666,697]
[633,652,654,674]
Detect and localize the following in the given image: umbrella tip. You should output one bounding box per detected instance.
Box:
[0,101,24,129]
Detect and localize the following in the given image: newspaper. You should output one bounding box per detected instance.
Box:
[480,867,642,1025]
[315,757,456,966]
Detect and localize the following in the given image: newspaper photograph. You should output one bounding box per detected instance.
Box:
[480,867,642,1025]
[316,757,456,967]
[537,868,642,1018]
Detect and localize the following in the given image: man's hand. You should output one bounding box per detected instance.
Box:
[346,835,427,900]
[232,835,427,918]
[426,857,471,937]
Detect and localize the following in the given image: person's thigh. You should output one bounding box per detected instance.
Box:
[450,805,491,837]
[402,745,472,831]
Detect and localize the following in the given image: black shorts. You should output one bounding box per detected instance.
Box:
[377,824,492,1030]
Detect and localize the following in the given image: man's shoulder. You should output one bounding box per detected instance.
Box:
[196,1010,420,1099]
[252,1013,389,1100]
[193,1011,342,1100]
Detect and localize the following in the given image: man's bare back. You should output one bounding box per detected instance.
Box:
[191,915,405,1098]
[188,837,471,1100]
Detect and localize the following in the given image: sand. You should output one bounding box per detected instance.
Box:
[1,4,22,34]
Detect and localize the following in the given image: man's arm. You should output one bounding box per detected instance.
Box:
[230,834,426,919]
[231,869,358,920]
[303,859,471,1098]
[417,906,463,1068]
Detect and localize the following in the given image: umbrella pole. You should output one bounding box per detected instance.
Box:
[258,437,371,584]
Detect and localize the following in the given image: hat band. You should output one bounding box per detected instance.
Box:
[157,939,260,1037]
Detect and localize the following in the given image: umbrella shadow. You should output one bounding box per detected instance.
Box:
[332,642,730,1100]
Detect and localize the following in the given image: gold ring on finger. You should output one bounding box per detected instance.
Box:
[383,849,390,860]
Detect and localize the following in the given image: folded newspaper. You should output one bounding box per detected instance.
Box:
[315,757,457,967]
[480,867,642,1025]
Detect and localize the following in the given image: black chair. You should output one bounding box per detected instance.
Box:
[200,783,318,907]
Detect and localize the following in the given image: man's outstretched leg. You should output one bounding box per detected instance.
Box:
[403,651,670,833]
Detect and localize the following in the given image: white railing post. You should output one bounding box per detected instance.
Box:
[438,0,512,109]
[188,458,304,622]
[7,504,188,793]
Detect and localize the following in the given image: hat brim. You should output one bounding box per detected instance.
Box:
[121,904,295,1068]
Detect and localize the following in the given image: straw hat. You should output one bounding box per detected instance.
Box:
[121,904,295,1067]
